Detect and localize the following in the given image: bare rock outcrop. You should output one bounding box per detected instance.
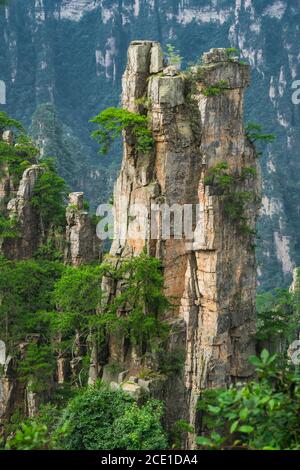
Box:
[64,192,102,266]
[1,164,45,259]
[106,41,260,444]
[0,135,103,421]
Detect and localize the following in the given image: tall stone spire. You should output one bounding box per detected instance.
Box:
[108,41,260,445]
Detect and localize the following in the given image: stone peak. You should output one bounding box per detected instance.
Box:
[69,192,84,210]
[203,48,236,64]
[130,40,159,46]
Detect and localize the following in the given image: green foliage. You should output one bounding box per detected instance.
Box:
[50,264,106,342]
[0,214,20,239]
[165,44,183,67]
[17,343,56,393]
[34,239,64,262]
[0,134,39,184]
[172,420,194,449]
[204,162,256,235]
[0,251,169,406]
[0,256,64,398]
[225,48,248,65]
[110,400,167,450]
[43,255,170,386]
[30,160,69,228]
[91,107,154,155]
[55,382,167,450]
[107,253,170,353]
[0,111,24,133]
[197,350,300,450]
[256,287,300,348]
[226,47,239,61]
[204,162,232,187]
[202,80,229,97]
[224,191,254,235]
[2,402,62,449]
[5,422,49,450]
[245,122,276,144]
[0,257,64,349]
[4,387,167,451]
[50,253,169,372]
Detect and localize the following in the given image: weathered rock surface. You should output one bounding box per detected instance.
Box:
[0,132,101,264]
[107,42,260,446]
[64,192,102,266]
[1,164,45,260]
[0,136,102,420]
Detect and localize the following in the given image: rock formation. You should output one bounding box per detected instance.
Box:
[0,40,260,448]
[64,192,102,266]
[1,0,296,291]
[0,131,101,265]
[0,131,102,421]
[1,165,46,260]
[106,41,260,444]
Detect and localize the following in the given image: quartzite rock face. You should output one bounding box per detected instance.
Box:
[0,131,101,264]
[0,140,102,420]
[109,41,260,442]
[64,192,102,266]
[0,130,46,259]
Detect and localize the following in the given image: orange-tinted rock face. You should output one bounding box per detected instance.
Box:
[108,41,260,444]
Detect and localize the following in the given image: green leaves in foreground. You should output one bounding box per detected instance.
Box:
[51,253,170,356]
[6,383,168,450]
[0,111,24,133]
[197,350,300,450]
[5,422,49,450]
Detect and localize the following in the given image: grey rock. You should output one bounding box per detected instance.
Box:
[117,370,129,383]
[64,192,102,266]
[121,382,143,399]
[105,41,259,448]
[150,42,164,74]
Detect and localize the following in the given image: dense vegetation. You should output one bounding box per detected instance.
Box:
[5,383,167,450]
[0,252,170,449]
[197,350,300,450]
[0,112,169,450]
[1,103,300,451]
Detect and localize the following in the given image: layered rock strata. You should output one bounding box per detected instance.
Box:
[107,41,260,442]
[64,192,102,266]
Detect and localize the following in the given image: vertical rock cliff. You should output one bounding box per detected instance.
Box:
[0,130,101,264]
[108,41,260,442]
[0,131,102,421]
[65,192,101,266]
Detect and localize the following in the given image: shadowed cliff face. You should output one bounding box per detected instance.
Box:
[106,41,260,444]
[0,0,299,289]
